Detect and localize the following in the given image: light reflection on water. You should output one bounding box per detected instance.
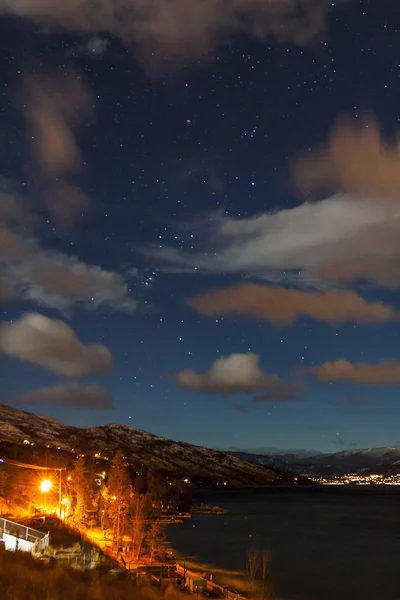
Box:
[167,487,400,600]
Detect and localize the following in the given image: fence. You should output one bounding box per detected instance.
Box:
[0,517,49,553]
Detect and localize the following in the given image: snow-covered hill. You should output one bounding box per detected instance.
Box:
[230,447,400,476]
[0,405,303,486]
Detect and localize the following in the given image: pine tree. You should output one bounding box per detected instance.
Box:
[71,455,96,519]
[107,452,132,549]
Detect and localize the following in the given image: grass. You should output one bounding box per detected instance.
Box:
[0,547,180,600]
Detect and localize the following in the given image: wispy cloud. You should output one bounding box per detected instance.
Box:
[310,359,400,386]
[20,70,91,177]
[293,114,400,201]
[148,112,400,289]
[0,313,113,377]
[148,193,400,288]
[174,352,300,399]
[290,114,400,286]
[1,0,344,69]
[1,221,136,312]
[14,382,113,409]
[188,283,396,325]
[17,68,92,226]
[0,68,135,315]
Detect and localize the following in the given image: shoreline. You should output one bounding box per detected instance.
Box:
[168,543,253,597]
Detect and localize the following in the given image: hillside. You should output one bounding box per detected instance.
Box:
[230,447,400,477]
[0,405,304,486]
[0,548,165,600]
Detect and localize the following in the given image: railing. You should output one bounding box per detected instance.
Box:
[175,564,247,600]
[0,517,47,543]
[33,533,50,553]
[0,517,49,554]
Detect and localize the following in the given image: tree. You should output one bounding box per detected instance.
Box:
[260,551,272,599]
[106,453,132,549]
[128,492,153,561]
[146,522,166,563]
[246,549,273,599]
[71,456,97,520]
[246,549,260,594]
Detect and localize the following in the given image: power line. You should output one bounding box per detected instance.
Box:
[0,456,65,471]
[0,456,66,517]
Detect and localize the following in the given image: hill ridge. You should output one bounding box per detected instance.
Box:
[0,405,303,486]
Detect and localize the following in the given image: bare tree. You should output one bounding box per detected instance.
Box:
[246,549,273,599]
[246,549,260,593]
[128,492,153,561]
[260,550,272,599]
[147,521,166,563]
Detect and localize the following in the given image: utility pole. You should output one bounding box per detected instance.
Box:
[112,502,120,552]
[59,469,62,518]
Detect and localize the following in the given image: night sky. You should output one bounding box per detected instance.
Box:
[1,0,400,453]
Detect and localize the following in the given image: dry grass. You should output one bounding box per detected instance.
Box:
[0,547,164,600]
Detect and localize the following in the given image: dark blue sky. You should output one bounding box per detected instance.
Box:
[1,0,400,452]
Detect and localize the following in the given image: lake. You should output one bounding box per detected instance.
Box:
[167,487,400,600]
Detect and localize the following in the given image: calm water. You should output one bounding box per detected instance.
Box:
[167,487,400,600]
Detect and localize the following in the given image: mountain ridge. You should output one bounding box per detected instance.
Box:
[0,405,305,487]
[230,447,400,476]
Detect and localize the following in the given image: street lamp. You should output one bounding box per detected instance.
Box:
[40,479,52,517]
[40,479,52,493]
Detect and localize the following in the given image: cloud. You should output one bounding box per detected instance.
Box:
[0,279,14,301]
[0,313,113,377]
[148,193,400,288]
[15,382,113,409]
[148,115,400,289]
[18,69,92,225]
[174,352,299,398]
[1,228,137,312]
[311,359,400,386]
[0,0,343,67]
[293,114,400,200]
[0,192,33,227]
[188,283,396,325]
[256,383,304,401]
[20,70,91,177]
